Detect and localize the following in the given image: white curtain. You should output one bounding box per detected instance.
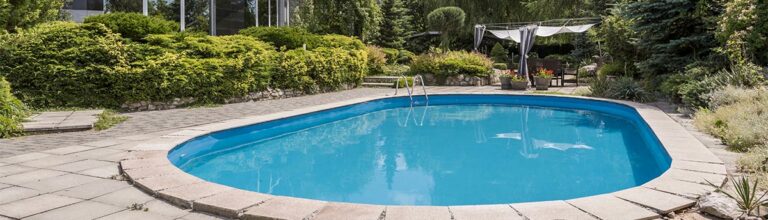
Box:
[488,24,596,42]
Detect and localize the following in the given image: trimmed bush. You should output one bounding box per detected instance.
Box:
[493,63,508,70]
[272,48,367,93]
[366,45,387,75]
[490,43,508,63]
[314,35,366,50]
[409,51,493,77]
[238,26,321,50]
[84,12,178,41]
[0,22,133,107]
[0,77,29,138]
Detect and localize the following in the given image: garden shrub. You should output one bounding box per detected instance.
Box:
[597,62,629,77]
[0,21,133,108]
[380,47,415,64]
[272,47,367,94]
[366,45,387,75]
[493,63,508,70]
[84,12,178,41]
[677,63,765,108]
[693,86,768,151]
[0,77,29,138]
[589,77,649,102]
[238,26,321,50]
[314,35,366,50]
[409,51,493,78]
[382,65,410,76]
[490,43,509,63]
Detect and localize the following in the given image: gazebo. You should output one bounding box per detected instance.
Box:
[473,18,600,85]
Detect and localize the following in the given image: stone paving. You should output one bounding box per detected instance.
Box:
[22,110,103,133]
[0,86,729,220]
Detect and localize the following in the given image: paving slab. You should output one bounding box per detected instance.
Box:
[193,190,272,218]
[242,197,327,220]
[179,212,227,220]
[157,182,232,208]
[123,165,182,180]
[19,155,83,168]
[55,179,132,199]
[96,210,173,220]
[0,152,52,164]
[82,139,129,148]
[643,178,717,198]
[143,199,191,218]
[24,173,102,193]
[450,205,523,220]
[0,169,67,185]
[0,186,41,204]
[384,206,452,220]
[70,148,126,160]
[0,194,81,219]
[52,159,116,172]
[613,187,695,214]
[132,174,203,193]
[314,203,385,220]
[41,145,96,155]
[0,164,35,177]
[511,200,596,220]
[121,158,171,170]
[93,187,156,208]
[79,164,121,178]
[672,160,728,175]
[24,201,125,220]
[664,169,727,185]
[567,194,659,220]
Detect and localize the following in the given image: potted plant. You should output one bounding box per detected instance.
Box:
[534,67,554,90]
[509,74,528,90]
[499,70,513,89]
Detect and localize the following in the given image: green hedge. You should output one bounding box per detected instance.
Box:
[84,12,178,41]
[0,77,29,138]
[409,51,493,77]
[0,22,367,109]
[273,47,367,93]
[239,26,321,50]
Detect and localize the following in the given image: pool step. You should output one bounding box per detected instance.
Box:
[361,82,394,88]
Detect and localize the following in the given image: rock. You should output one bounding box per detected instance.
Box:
[697,192,742,219]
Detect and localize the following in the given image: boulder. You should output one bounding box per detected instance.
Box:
[697,192,742,219]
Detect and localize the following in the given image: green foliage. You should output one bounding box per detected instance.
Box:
[677,63,765,108]
[93,109,128,131]
[366,45,387,75]
[239,26,321,50]
[272,47,367,93]
[376,0,409,48]
[0,0,65,33]
[381,47,414,64]
[595,5,638,64]
[694,86,768,152]
[0,21,132,107]
[382,65,410,76]
[84,12,179,42]
[493,63,508,70]
[598,62,632,77]
[544,54,577,64]
[589,77,650,102]
[625,0,722,76]
[410,51,493,78]
[490,43,508,63]
[717,0,768,65]
[427,7,465,50]
[314,35,366,50]
[0,77,29,138]
[299,0,382,43]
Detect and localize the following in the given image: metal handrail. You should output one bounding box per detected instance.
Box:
[394,75,413,103]
[394,75,428,104]
[413,75,429,102]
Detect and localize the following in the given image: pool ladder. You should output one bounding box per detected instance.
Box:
[394,74,429,104]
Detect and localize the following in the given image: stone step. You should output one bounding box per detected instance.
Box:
[363,76,402,83]
[361,82,394,88]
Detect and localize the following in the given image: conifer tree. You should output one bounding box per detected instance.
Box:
[376,0,408,48]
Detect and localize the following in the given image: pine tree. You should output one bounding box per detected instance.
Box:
[624,0,722,76]
[376,0,408,48]
[490,43,509,63]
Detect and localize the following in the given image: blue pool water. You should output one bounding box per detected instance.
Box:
[169,95,671,206]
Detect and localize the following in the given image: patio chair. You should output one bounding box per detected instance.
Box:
[541,59,564,87]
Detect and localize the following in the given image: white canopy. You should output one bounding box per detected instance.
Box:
[486,24,595,43]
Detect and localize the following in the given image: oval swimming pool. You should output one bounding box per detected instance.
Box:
[169,95,671,206]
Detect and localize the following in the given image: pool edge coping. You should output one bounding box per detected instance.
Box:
[118,92,727,220]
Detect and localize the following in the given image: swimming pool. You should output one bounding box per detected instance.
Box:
[168,95,671,206]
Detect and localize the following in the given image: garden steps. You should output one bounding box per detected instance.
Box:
[361,76,402,87]
[22,110,103,133]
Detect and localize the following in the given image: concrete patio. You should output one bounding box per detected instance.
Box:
[0,86,730,220]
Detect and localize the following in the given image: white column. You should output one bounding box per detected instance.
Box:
[210,0,216,35]
[286,0,289,26]
[268,0,271,26]
[102,0,107,12]
[255,0,259,27]
[180,0,186,31]
[142,0,148,15]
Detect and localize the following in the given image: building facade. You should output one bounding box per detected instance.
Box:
[64,0,291,35]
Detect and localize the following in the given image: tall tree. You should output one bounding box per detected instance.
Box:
[0,0,66,33]
[376,0,408,48]
[625,0,722,76]
[717,0,768,65]
[302,0,381,43]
